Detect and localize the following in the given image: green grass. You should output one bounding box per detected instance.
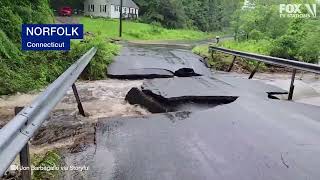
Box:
[32,150,62,180]
[192,40,271,72]
[220,39,274,55]
[80,17,212,41]
[192,44,211,58]
[192,44,234,71]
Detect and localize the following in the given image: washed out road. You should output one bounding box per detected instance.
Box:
[63,42,320,180]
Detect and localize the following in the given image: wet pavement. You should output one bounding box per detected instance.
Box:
[65,97,320,180]
[60,43,320,180]
[223,72,320,106]
[141,75,287,100]
[107,45,212,78]
[127,36,234,50]
[1,42,320,179]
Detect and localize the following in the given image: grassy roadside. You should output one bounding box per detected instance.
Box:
[192,44,235,71]
[221,40,274,55]
[192,40,269,72]
[80,17,213,41]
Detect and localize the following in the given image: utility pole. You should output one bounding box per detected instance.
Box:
[119,0,123,37]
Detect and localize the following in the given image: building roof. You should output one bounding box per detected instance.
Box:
[110,0,139,9]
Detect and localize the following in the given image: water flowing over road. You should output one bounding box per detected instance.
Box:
[1,41,320,180]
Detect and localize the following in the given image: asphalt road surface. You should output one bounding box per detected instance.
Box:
[63,43,320,180]
[107,44,212,78]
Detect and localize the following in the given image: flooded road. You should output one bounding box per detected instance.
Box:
[1,42,320,179]
[61,79,149,119]
[0,79,150,160]
[61,43,320,180]
[0,79,148,124]
[1,72,318,126]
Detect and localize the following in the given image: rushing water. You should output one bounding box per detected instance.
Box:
[0,79,149,127]
[60,79,149,119]
[0,41,319,179]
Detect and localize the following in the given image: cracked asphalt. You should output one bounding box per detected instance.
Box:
[61,43,320,180]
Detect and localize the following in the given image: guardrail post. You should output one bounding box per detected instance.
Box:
[249,62,261,79]
[228,56,237,72]
[15,107,31,180]
[288,69,297,100]
[72,84,86,116]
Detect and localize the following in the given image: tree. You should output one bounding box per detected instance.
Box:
[135,0,242,31]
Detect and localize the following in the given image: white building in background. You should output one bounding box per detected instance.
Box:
[84,0,139,19]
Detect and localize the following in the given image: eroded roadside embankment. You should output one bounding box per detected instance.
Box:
[0,79,150,179]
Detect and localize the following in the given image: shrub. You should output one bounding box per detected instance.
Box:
[249,29,264,40]
[14,5,33,24]
[298,32,320,64]
[0,7,23,43]
[72,37,120,80]
[0,29,22,60]
[150,21,163,34]
[270,35,299,59]
[0,36,120,95]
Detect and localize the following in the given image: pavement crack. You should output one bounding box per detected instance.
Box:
[281,153,289,168]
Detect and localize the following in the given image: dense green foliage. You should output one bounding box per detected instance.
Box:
[80,17,212,40]
[0,0,53,59]
[80,37,120,80]
[228,0,320,63]
[194,0,319,72]
[135,0,241,31]
[0,1,119,95]
[0,37,119,95]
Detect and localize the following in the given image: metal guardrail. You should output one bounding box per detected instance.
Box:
[0,47,97,177]
[209,46,320,74]
[209,46,320,100]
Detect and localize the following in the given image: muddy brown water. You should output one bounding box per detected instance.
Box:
[0,79,148,121]
[0,79,151,179]
[0,79,149,151]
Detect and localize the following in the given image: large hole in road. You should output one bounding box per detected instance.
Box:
[174,68,200,77]
[125,87,238,113]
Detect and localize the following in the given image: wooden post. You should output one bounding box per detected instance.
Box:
[228,56,237,72]
[248,62,261,79]
[72,84,86,117]
[288,69,297,101]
